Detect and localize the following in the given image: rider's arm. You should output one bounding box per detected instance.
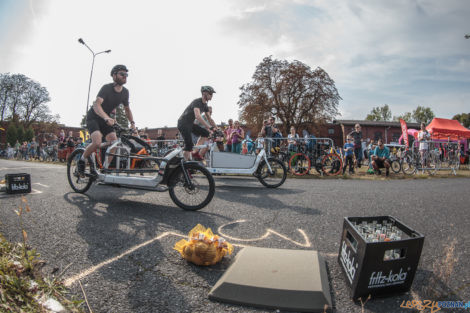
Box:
[194,108,212,130]
[92,97,112,122]
[205,110,218,129]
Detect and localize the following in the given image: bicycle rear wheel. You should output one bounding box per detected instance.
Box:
[288,153,310,176]
[168,163,215,211]
[67,149,94,193]
[321,153,343,176]
[402,154,416,175]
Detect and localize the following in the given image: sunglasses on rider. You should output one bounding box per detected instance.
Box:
[118,72,128,77]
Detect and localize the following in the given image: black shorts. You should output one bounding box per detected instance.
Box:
[374,158,390,168]
[87,117,115,137]
[177,122,210,151]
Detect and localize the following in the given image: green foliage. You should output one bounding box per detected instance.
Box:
[452,113,470,128]
[0,73,56,126]
[115,104,129,129]
[6,123,17,146]
[24,126,34,142]
[412,106,434,124]
[365,104,392,121]
[16,125,25,143]
[239,56,341,134]
[80,115,87,128]
[0,197,85,312]
[393,112,413,122]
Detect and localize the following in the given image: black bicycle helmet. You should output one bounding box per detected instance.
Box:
[201,86,216,94]
[111,64,128,76]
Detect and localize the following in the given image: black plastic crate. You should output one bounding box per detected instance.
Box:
[5,173,31,194]
[338,216,424,300]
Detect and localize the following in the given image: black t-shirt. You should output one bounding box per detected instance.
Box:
[88,83,129,120]
[178,98,209,125]
[348,130,362,146]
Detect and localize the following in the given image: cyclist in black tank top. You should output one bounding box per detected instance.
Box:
[78,64,137,175]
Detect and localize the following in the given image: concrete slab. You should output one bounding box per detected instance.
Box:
[208,246,332,312]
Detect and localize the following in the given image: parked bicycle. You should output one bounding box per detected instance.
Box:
[287,138,343,176]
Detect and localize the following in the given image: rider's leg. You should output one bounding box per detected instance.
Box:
[197,136,209,156]
[82,130,103,159]
[78,130,102,174]
[105,132,118,166]
[177,123,194,161]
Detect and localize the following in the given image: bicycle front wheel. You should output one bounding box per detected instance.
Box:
[168,163,215,211]
[402,154,416,175]
[288,153,311,176]
[67,149,94,193]
[391,160,401,173]
[257,158,287,188]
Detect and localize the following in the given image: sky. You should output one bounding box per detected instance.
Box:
[1,0,470,128]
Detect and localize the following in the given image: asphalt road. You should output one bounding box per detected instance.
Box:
[1,159,469,313]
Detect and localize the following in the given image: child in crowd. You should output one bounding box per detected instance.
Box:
[343,136,355,174]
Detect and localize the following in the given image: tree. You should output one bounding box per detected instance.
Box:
[412,106,434,124]
[24,126,34,142]
[365,104,392,121]
[114,104,128,129]
[452,113,470,128]
[16,124,25,143]
[238,56,341,134]
[5,123,17,146]
[0,73,57,126]
[393,112,413,122]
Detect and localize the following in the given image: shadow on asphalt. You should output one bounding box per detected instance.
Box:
[63,189,225,312]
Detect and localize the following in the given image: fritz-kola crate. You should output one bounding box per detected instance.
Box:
[338,216,424,300]
[5,173,31,194]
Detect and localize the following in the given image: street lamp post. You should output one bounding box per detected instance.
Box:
[78,38,111,116]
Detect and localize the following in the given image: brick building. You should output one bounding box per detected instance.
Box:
[332,120,421,146]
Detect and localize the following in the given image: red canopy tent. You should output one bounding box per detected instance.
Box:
[426,118,470,140]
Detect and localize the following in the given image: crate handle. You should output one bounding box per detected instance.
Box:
[346,230,358,252]
[383,247,407,261]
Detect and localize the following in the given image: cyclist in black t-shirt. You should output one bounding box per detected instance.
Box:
[78,64,136,175]
[177,86,217,161]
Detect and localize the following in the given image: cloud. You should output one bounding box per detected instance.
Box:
[219,0,470,118]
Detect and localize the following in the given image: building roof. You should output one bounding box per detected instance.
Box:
[332,119,420,128]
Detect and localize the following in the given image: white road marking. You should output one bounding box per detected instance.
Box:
[63,223,321,287]
[33,183,49,188]
[217,219,312,248]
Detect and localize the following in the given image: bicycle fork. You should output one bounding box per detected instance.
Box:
[180,159,195,190]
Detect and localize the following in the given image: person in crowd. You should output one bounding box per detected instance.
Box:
[215,127,225,152]
[348,124,363,167]
[262,117,275,152]
[224,119,234,152]
[371,138,391,176]
[287,126,299,153]
[417,122,431,170]
[177,86,217,161]
[156,129,165,149]
[343,135,355,174]
[76,137,85,149]
[229,121,244,154]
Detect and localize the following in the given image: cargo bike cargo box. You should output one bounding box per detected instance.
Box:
[338,216,424,300]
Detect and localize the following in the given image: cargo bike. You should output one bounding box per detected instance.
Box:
[66,124,215,211]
